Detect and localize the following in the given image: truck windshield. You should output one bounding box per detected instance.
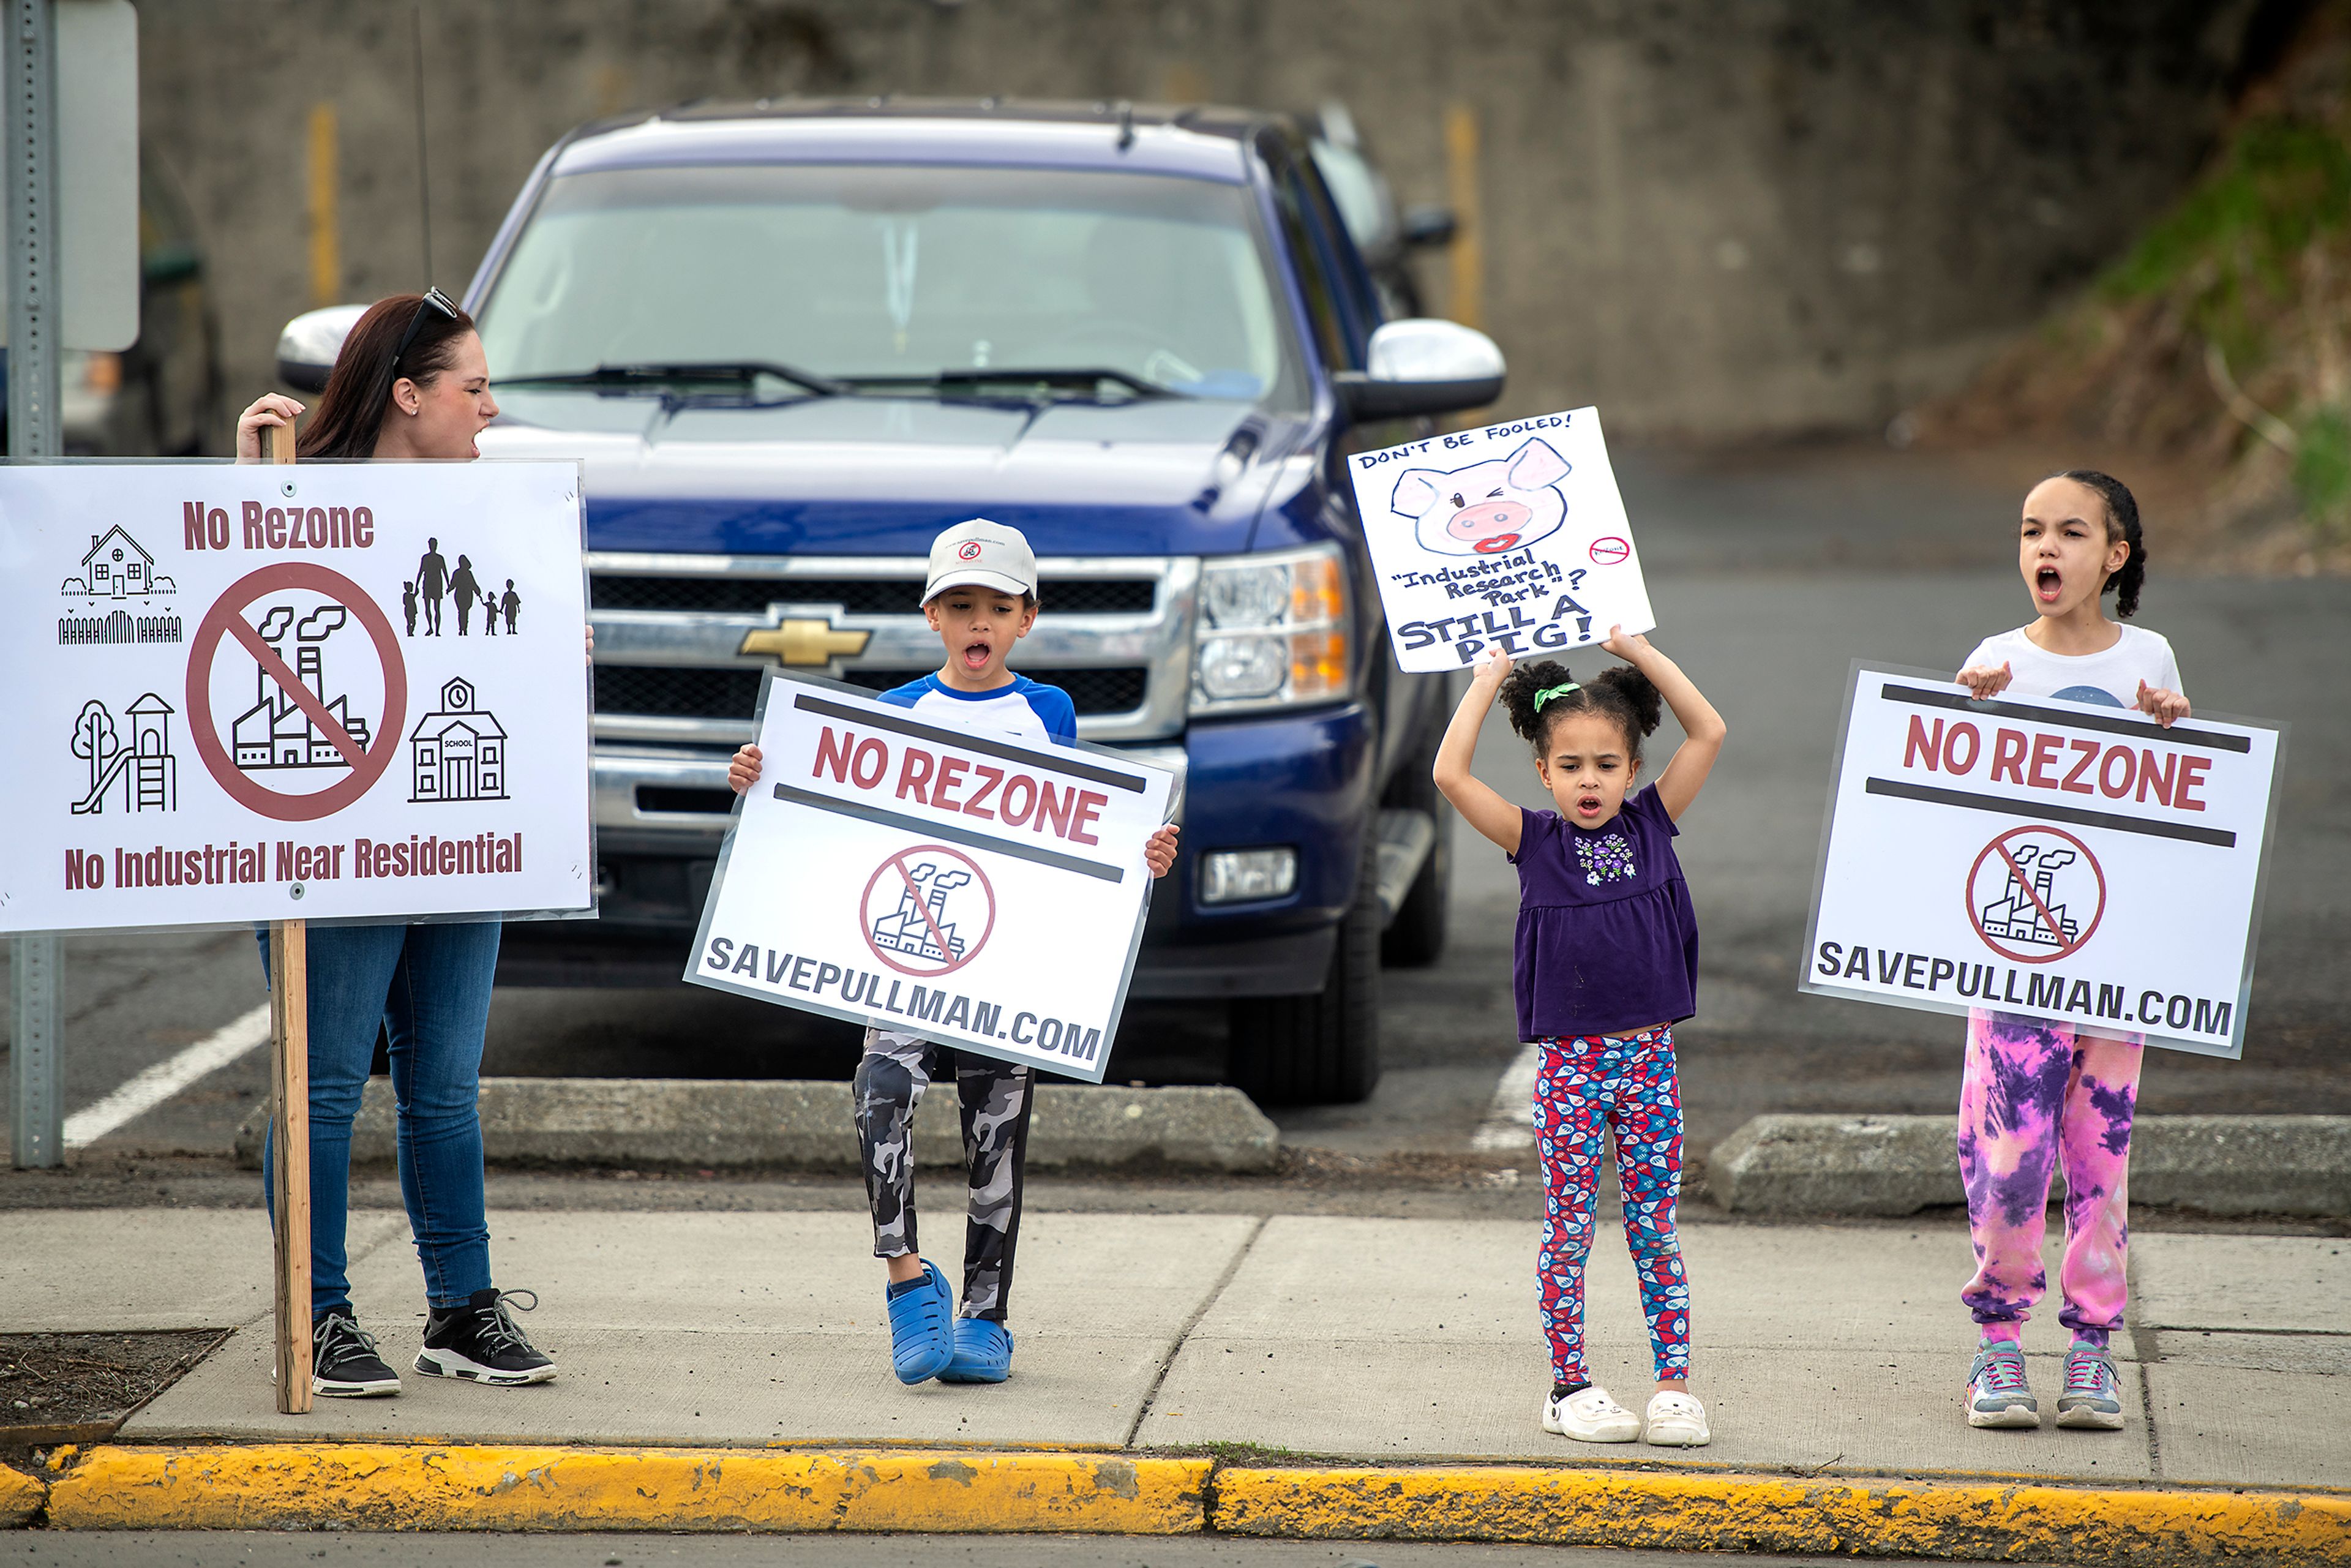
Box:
[477,164,1295,403]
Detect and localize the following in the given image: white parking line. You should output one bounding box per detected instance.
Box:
[62,1003,272,1149]
[1469,1041,1540,1152]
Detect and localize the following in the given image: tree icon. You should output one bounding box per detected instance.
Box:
[72,699,119,798]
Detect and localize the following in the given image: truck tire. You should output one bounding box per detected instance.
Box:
[1228,833,1381,1106]
[1380,745,1451,970]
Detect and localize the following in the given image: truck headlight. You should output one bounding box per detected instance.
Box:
[1200,847,1299,904]
[1190,542,1352,715]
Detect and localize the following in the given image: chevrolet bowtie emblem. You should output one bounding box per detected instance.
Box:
[739,619,871,666]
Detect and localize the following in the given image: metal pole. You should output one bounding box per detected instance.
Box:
[7,0,62,1169]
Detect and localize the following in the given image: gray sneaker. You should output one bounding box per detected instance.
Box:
[2056,1341,2127,1430]
[1965,1337,2038,1428]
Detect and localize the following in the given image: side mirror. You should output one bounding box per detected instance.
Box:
[275,304,369,392]
[1333,318,1505,421]
[1401,204,1457,249]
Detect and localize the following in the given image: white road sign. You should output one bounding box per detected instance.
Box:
[1345,406,1656,672]
[688,674,1175,1081]
[1801,662,2286,1058]
[0,461,592,931]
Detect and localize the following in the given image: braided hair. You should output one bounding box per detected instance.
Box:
[2052,468,2146,620]
[1496,659,1663,766]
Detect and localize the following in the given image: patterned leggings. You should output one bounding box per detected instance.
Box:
[853,1029,1035,1322]
[1958,1010,2142,1348]
[1533,1027,1691,1386]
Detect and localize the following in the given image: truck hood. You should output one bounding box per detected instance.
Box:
[478,389,1292,557]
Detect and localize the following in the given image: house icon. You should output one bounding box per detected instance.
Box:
[409,677,509,803]
[62,526,174,600]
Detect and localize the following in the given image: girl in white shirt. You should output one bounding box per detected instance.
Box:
[1949,471,2187,1437]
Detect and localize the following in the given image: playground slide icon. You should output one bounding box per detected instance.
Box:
[70,694,178,815]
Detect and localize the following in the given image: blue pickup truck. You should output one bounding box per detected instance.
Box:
[279,99,1506,1103]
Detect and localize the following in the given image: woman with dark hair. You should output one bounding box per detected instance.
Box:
[234,291,558,1399]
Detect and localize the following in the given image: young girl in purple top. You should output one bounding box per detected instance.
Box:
[1435,628,1727,1447]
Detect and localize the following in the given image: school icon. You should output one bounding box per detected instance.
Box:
[69,693,177,814]
[408,677,509,802]
[231,605,375,771]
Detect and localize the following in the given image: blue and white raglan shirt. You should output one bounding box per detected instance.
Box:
[877,672,1078,748]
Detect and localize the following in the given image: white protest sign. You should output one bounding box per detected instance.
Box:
[688,673,1174,1081]
[0,462,593,931]
[1801,662,2285,1058]
[1345,406,1655,672]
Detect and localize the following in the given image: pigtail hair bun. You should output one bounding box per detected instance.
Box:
[1498,659,1573,743]
[2057,468,2146,620]
[1593,664,1663,737]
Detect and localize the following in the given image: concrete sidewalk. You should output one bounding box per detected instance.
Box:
[9,1204,2347,1479]
[4,1207,2346,1556]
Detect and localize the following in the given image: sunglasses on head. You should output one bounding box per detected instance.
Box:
[391,287,460,372]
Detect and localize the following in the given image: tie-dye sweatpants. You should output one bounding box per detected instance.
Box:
[1957,1010,2142,1349]
[1532,1027,1692,1386]
[853,1028,1035,1322]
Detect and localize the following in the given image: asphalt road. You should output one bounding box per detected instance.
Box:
[4,438,2345,1172]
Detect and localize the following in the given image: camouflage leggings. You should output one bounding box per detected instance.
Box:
[853,1028,1035,1322]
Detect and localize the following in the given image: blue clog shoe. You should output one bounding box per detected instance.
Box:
[886,1261,956,1385]
[937,1316,1014,1384]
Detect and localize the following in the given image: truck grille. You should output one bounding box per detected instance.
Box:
[593,664,1148,720]
[585,552,1195,750]
[591,574,1157,615]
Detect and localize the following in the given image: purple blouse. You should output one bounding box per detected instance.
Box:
[1508,784,1699,1040]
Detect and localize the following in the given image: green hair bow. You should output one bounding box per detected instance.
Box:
[1532,681,1581,710]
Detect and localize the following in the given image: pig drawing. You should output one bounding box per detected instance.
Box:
[1389,437,1572,557]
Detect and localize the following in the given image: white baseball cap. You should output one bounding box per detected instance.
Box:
[924,517,1037,602]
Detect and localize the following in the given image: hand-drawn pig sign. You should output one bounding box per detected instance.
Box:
[1389,437,1572,557]
[1346,407,1657,673]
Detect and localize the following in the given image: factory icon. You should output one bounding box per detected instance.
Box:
[231,604,374,771]
[1978,842,2081,948]
[863,849,994,976]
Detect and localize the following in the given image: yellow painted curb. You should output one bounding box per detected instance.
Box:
[0,1465,42,1528]
[46,1446,1207,1534]
[1215,1465,2351,1564]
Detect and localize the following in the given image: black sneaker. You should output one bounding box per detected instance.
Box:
[414,1288,556,1386]
[312,1310,401,1397]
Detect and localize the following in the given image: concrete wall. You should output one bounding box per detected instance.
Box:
[137,0,2267,441]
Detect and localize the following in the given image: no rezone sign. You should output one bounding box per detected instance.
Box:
[1801,662,2285,1058]
[0,462,592,931]
[688,674,1174,1081]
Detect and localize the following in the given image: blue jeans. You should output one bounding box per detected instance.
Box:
[260,921,500,1318]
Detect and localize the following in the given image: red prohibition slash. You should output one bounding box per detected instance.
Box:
[859,844,997,978]
[957,540,983,561]
[1589,536,1631,566]
[185,563,407,823]
[1965,825,2106,966]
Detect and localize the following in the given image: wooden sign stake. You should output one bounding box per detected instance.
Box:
[265,419,313,1415]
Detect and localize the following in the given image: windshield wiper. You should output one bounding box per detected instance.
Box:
[495,360,846,398]
[853,367,1183,402]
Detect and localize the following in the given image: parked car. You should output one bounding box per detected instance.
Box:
[278,98,1505,1104]
[1302,100,1458,320]
[45,154,225,456]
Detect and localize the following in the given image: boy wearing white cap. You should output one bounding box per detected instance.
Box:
[729,519,1179,1387]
